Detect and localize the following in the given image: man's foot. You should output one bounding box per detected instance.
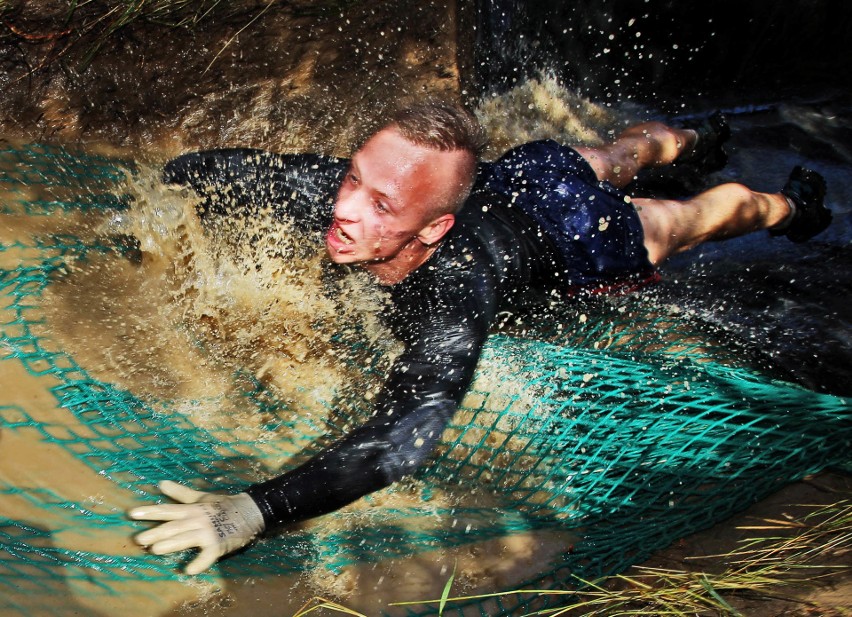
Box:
[677,111,731,174]
[770,166,831,242]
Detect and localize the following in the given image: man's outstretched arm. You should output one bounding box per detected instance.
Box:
[128,277,494,572]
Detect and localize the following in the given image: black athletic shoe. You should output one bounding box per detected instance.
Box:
[678,110,731,174]
[770,166,831,243]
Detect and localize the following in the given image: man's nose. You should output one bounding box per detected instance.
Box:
[333,190,363,222]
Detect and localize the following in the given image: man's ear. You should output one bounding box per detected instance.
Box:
[417,213,455,246]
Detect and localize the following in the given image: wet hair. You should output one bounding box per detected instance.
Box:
[378,101,488,215]
[388,101,488,160]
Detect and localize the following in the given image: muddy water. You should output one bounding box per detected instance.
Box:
[3,67,846,617]
[2,2,850,616]
[37,171,393,432]
[0,4,604,611]
[0,118,595,614]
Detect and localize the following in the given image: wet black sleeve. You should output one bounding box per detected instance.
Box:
[162,149,347,230]
[245,252,501,529]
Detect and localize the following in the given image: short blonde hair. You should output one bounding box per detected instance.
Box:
[387,101,487,213]
[389,101,487,157]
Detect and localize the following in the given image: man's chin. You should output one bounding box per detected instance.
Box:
[325,245,358,264]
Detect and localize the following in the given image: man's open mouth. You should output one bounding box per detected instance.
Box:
[327,222,356,253]
[334,224,354,245]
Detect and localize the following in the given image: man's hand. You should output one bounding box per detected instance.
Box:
[128,480,265,575]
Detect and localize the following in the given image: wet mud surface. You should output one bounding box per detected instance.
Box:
[1,1,850,615]
[0,0,462,158]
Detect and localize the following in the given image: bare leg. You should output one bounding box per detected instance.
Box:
[635,183,792,265]
[575,122,698,188]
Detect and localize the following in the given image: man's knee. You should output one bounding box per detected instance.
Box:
[633,197,685,265]
[574,145,637,187]
[573,146,610,181]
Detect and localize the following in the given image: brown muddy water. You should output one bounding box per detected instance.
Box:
[1,2,850,616]
[0,155,581,615]
[0,3,626,615]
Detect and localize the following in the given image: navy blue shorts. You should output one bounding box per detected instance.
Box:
[477,140,655,289]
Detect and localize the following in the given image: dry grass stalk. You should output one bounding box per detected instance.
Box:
[386,500,850,616]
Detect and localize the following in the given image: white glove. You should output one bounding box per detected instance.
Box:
[128,480,265,575]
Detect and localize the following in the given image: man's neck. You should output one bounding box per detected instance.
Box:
[364,238,440,285]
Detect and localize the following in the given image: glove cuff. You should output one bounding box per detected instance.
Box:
[232,492,266,536]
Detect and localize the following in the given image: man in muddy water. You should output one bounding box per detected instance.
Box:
[127,101,832,574]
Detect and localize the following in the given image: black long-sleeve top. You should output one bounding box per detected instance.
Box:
[163,149,564,530]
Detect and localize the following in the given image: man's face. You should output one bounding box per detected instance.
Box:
[326,127,470,275]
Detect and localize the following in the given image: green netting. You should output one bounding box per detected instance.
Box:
[0,143,849,616]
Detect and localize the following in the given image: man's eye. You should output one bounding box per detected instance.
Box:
[375,201,388,213]
[348,172,359,185]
